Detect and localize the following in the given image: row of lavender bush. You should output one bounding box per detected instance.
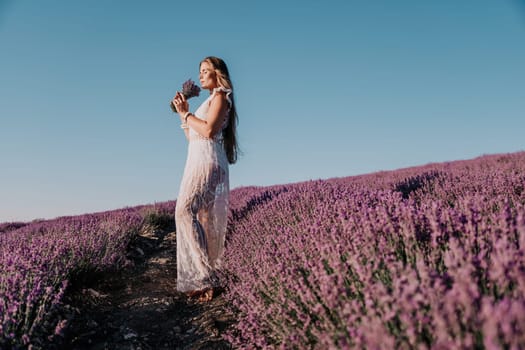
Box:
[0,201,176,348]
[220,152,525,349]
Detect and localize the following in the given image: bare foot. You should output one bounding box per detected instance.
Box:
[197,288,213,302]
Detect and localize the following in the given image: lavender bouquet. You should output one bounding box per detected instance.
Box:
[170,79,201,112]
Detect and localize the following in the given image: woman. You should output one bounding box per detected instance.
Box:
[171,57,239,302]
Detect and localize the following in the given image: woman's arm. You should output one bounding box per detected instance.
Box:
[185,92,229,139]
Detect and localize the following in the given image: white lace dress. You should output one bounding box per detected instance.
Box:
[175,87,232,293]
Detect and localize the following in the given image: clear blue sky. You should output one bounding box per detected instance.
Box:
[1,0,524,222]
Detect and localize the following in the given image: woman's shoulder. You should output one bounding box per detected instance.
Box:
[211,87,233,106]
[212,87,232,97]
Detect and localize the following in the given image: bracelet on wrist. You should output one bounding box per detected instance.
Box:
[180,123,189,129]
[184,112,192,122]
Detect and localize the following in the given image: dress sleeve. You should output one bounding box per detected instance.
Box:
[212,87,233,111]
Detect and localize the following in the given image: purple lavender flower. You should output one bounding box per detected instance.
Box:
[170,79,200,112]
[181,79,201,98]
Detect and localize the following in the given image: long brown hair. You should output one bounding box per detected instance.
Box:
[200,56,239,164]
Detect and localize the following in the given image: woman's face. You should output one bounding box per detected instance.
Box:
[199,61,218,90]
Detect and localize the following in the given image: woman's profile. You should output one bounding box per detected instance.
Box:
[171,56,239,302]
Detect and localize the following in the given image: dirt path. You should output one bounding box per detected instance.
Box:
[59,227,235,350]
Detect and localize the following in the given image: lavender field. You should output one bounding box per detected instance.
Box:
[221,152,525,349]
[1,151,524,349]
[0,202,176,348]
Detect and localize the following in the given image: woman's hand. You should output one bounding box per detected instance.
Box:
[172,92,189,120]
